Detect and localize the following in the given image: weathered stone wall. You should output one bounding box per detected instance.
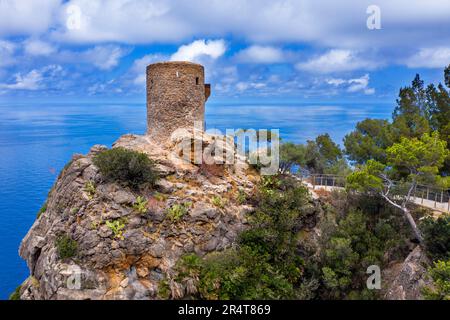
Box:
[146,61,209,143]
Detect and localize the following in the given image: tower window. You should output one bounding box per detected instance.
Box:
[196,77,199,85]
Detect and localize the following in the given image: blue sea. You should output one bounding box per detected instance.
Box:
[0,101,393,299]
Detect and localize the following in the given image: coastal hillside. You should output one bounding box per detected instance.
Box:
[15,129,440,300]
[17,130,257,299]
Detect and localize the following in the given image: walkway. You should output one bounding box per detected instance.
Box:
[297,174,450,214]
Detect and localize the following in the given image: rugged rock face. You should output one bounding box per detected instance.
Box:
[18,131,258,300]
[383,246,432,300]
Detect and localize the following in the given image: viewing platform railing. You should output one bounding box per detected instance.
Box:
[296,173,450,213]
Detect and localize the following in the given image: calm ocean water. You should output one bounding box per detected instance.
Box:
[0,101,393,299]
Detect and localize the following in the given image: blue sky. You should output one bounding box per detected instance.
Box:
[0,0,449,103]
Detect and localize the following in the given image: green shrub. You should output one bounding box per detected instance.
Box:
[422,260,450,300]
[318,209,397,299]
[422,215,450,261]
[36,202,47,219]
[173,176,313,300]
[236,189,247,205]
[106,219,126,240]
[56,234,78,259]
[133,196,148,214]
[9,285,21,300]
[211,196,226,208]
[93,147,158,188]
[84,181,96,200]
[166,203,189,222]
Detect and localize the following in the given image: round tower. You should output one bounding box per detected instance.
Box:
[146,61,210,142]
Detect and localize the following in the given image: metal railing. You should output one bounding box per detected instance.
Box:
[298,173,450,213]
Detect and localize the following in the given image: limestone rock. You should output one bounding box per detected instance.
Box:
[383,246,432,300]
[18,132,257,300]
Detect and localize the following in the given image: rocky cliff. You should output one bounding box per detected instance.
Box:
[18,131,258,300]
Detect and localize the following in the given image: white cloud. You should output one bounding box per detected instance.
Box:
[0,0,448,54]
[0,65,64,91]
[0,0,61,36]
[296,49,379,73]
[24,39,57,56]
[82,45,128,70]
[326,78,346,86]
[0,70,43,90]
[236,81,267,92]
[326,74,375,95]
[405,47,450,69]
[57,45,130,70]
[0,40,17,66]
[347,74,374,94]
[53,0,180,43]
[88,79,122,95]
[131,53,168,84]
[170,39,226,63]
[235,45,285,63]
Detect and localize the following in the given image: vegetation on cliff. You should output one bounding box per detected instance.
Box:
[93,147,159,188]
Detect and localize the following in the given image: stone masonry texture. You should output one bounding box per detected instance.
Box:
[146,61,210,143]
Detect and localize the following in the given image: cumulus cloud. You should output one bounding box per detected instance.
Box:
[170,39,226,63]
[53,0,181,43]
[82,45,129,70]
[0,65,63,91]
[296,49,379,73]
[0,0,61,36]
[327,74,375,95]
[0,0,448,54]
[87,79,123,95]
[405,47,450,69]
[236,81,267,92]
[0,40,17,67]
[24,39,57,56]
[234,45,285,63]
[46,0,450,51]
[55,45,130,70]
[130,54,168,84]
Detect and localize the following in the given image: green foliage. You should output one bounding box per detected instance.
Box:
[56,234,78,259]
[445,64,450,88]
[9,285,21,300]
[422,260,450,300]
[422,215,450,261]
[346,160,385,193]
[347,133,449,193]
[106,219,126,240]
[173,176,314,300]
[93,147,158,188]
[318,205,403,299]
[132,196,148,214]
[346,67,450,175]
[305,134,345,174]
[211,196,226,209]
[157,279,171,299]
[386,132,448,179]
[84,181,96,200]
[236,189,247,205]
[36,202,47,219]
[391,75,431,140]
[279,142,306,174]
[166,203,190,222]
[344,119,393,164]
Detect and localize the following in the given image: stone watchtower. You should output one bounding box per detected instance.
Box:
[146,61,211,142]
